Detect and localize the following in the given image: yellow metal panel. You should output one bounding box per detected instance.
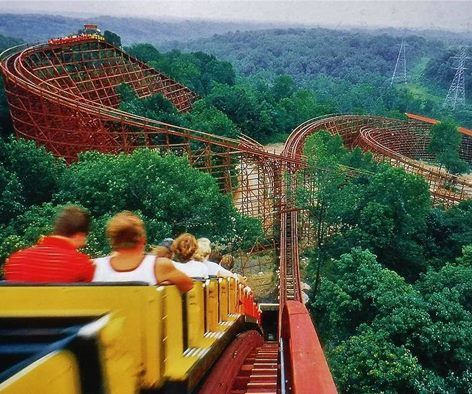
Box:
[186,281,205,348]
[0,286,162,390]
[146,288,162,385]
[205,279,219,332]
[159,286,197,380]
[218,278,229,322]
[98,315,139,394]
[0,351,81,394]
[228,278,237,314]
[159,286,183,368]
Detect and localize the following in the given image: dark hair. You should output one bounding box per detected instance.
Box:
[54,206,90,237]
[209,249,223,264]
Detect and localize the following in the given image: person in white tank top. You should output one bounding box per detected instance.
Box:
[93,211,193,292]
[171,233,209,279]
[93,254,157,284]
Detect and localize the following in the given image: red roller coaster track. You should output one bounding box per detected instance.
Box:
[1,38,471,393]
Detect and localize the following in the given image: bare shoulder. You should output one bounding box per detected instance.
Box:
[155,257,175,270]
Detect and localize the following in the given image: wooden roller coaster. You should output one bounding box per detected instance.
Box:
[1,36,471,393]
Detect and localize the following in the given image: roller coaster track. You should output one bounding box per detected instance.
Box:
[2,38,472,393]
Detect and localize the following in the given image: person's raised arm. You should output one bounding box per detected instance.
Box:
[155,257,193,293]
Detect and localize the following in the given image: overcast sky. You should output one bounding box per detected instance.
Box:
[1,1,471,32]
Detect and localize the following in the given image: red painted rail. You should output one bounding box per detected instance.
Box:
[406,112,472,137]
[281,301,337,393]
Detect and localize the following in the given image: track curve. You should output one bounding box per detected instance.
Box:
[283,114,472,204]
[0,39,288,236]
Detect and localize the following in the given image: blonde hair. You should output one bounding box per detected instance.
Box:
[194,238,211,262]
[106,211,145,250]
[172,233,198,262]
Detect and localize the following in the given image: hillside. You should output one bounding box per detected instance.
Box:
[0,13,285,45]
[165,28,445,82]
[0,33,22,51]
[164,28,472,127]
[1,16,472,128]
[0,19,471,393]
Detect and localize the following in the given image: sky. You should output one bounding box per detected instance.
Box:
[0,1,471,32]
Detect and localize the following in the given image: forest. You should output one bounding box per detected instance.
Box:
[0,13,280,45]
[170,28,472,128]
[0,23,471,393]
[300,132,472,392]
[0,138,263,267]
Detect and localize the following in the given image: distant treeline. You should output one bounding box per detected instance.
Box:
[0,13,284,45]
[168,28,444,84]
[168,28,472,127]
[0,32,22,51]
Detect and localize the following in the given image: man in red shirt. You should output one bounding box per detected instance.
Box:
[5,206,95,282]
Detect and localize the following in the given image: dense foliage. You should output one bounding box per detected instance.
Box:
[299,132,432,282]
[315,248,472,393]
[127,33,472,136]
[0,33,22,51]
[121,44,333,141]
[129,41,419,134]
[173,29,441,84]
[172,28,472,128]
[103,30,121,47]
[299,132,472,392]
[424,48,472,94]
[0,139,263,268]
[428,119,469,174]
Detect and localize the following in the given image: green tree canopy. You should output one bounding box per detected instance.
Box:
[53,149,263,251]
[0,165,25,225]
[185,100,239,138]
[299,132,431,280]
[312,248,472,393]
[425,200,472,264]
[428,119,469,174]
[103,30,122,47]
[0,137,65,207]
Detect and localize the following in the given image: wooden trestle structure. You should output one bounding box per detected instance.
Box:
[1,38,472,393]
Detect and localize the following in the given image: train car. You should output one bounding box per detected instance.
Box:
[0,278,262,393]
[48,25,105,46]
[48,34,105,46]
